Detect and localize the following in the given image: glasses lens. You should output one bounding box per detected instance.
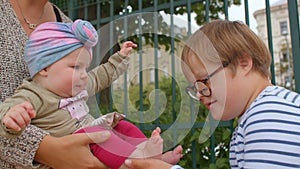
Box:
[195,81,210,96]
[185,86,199,100]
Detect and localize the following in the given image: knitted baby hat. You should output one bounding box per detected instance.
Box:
[24,19,98,77]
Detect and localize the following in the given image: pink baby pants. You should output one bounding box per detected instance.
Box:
[74,120,147,169]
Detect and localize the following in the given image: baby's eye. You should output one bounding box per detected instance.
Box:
[72,65,80,70]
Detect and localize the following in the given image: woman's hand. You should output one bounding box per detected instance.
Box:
[125,159,173,169]
[35,131,111,169]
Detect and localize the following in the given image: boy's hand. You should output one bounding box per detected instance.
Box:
[2,101,36,131]
[125,159,173,169]
[119,41,137,56]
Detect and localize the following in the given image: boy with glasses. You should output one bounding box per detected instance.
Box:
[124,20,300,169]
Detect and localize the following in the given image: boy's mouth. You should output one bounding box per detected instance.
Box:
[204,100,217,109]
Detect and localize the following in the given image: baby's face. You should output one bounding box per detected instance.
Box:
[44,47,91,98]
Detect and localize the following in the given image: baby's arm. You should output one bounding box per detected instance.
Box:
[2,101,36,132]
[86,41,137,95]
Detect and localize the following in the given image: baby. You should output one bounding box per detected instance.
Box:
[0,19,182,169]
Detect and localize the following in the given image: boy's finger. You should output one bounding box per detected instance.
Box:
[124,159,156,169]
[125,159,145,169]
[125,159,172,169]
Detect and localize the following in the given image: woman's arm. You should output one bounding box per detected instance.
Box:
[35,131,111,169]
[0,124,110,168]
[0,125,47,168]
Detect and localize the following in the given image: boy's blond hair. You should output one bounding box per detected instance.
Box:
[181,20,271,79]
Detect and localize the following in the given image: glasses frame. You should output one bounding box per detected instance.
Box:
[185,62,229,100]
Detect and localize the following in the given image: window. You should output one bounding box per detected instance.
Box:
[150,69,155,83]
[163,67,169,77]
[157,50,161,58]
[281,50,288,62]
[136,71,140,84]
[113,78,118,84]
[126,73,130,82]
[280,21,288,35]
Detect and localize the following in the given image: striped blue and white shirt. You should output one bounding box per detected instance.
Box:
[230,86,300,168]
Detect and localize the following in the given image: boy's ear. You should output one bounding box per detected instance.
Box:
[237,54,253,74]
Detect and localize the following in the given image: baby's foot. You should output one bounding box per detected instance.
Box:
[133,127,163,159]
[162,145,183,165]
[144,127,163,158]
[151,126,161,137]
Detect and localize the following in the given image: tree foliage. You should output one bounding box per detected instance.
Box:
[51,0,241,47]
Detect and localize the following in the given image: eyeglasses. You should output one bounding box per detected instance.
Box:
[185,62,229,100]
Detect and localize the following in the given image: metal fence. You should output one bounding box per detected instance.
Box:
[51,0,300,168]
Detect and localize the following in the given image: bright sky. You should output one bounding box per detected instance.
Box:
[228,0,279,33]
[162,0,280,34]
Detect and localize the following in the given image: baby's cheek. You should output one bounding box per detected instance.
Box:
[71,73,81,83]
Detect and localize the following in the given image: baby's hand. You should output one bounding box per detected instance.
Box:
[119,41,137,56]
[2,101,36,131]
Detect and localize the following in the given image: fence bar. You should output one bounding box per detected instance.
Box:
[209,114,216,163]
[138,0,145,131]
[67,0,74,19]
[96,0,101,29]
[84,1,88,20]
[184,0,198,167]
[123,0,129,115]
[187,0,192,35]
[244,0,250,25]
[170,0,178,147]
[205,0,209,22]
[265,0,276,84]
[109,0,114,111]
[186,1,197,168]
[287,0,300,92]
[154,0,160,126]
[95,0,101,110]
[224,0,228,20]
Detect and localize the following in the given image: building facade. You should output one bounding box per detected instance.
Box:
[112,25,187,90]
[253,0,299,89]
